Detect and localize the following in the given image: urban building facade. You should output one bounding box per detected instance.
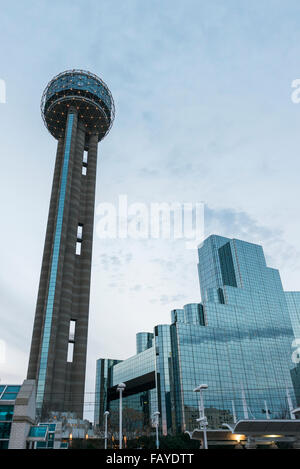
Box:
[286,292,300,405]
[95,235,298,435]
[27,70,114,419]
[0,379,65,449]
[0,384,22,449]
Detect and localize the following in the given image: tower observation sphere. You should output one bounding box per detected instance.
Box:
[41,69,115,147]
[27,69,114,419]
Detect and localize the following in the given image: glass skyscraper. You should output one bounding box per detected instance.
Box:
[95,235,298,435]
[285,292,300,405]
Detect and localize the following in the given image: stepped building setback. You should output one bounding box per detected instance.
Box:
[95,235,299,435]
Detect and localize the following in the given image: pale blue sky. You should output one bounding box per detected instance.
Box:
[1,0,300,419]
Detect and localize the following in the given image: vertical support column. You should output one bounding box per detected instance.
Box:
[27,137,64,380]
[70,132,99,418]
[8,380,36,449]
[51,120,86,413]
[35,110,78,418]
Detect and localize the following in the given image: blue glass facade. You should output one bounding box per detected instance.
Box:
[108,390,157,436]
[33,423,57,449]
[45,72,113,112]
[0,406,13,449]
[96,235,299,434]
[285,292,300,339]
[136,332,154,354]
[112,347,155,386]
[154,325,174,435]
[285,292,300,405]
[174,235,296,430]
[36,113,74,412]
[94,358,122,426]
[0,385,21,449]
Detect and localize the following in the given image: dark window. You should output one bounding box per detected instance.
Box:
[0,405,14,421]
[218,243,237,287]
[0,422,11,439]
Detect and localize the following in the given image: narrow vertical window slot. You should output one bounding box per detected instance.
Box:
[76,224,83,255]
[82,151,88,176]
[75,242,82,256]
[77,224,83,240]
[69,320,76,342]
[67,342,74,363]
[67,320,76,363]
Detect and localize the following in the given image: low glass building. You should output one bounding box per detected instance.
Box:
[0,380,67,449]
[95,235,299,435]
[0,385,21,449]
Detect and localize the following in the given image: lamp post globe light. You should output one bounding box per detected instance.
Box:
[193,384,208,450]
[152,411,160,449]
[104,411,109,449]
[117,383,126,449]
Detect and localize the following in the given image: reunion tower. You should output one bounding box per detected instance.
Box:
[27,70,115,418]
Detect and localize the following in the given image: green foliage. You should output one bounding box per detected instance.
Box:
[69,438,104,449]
[69,433,200,450]
[127,433,199,450]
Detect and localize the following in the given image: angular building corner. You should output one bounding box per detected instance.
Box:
[95,235,300,436]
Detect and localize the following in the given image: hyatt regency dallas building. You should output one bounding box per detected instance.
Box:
[27,70,114,418]
[95,235,300,434]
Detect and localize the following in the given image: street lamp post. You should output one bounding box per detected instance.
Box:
[193,384,208,450]
[153,411,160,449]
[104,411,109,449]
[117,383,126,449]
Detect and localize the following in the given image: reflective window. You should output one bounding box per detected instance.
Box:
[0,405,14,421]
[36,113,74,411]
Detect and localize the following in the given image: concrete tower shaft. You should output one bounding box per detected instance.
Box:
[27,70,114,418]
